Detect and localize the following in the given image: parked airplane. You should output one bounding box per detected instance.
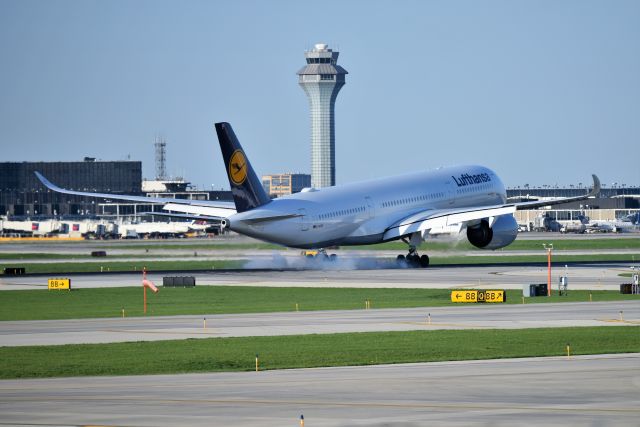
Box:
[35,122,601,267]
[584,218,639,233]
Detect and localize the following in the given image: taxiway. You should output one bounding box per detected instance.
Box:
[2,301,638,346]
[0,263,632,291]
[1,353,638,426]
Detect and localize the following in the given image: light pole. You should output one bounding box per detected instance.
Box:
[543,243,553,296]
[630,266,640,294]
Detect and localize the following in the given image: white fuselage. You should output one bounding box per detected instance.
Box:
[228,165,507,249]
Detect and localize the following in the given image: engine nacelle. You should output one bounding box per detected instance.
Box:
[466,215,518,250]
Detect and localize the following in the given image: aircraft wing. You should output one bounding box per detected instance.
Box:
[384,174,600,240]
[34,171,237,218]
[383,205,517,241]
[513,174,600,210]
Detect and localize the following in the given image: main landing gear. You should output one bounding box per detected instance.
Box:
[396,240,429,268]
[302,249,337,262]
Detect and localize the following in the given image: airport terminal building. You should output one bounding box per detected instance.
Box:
[0,161,233,219]
[0,160,142,216]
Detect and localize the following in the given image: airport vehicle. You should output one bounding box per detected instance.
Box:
[35,122,600,267]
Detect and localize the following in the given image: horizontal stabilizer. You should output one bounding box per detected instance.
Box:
[238,213,302,224]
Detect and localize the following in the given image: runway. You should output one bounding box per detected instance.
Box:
[0,262,632,291]
[1,353,638,426]
[2,301,638,346]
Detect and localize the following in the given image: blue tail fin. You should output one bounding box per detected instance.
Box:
[215,122,270,213]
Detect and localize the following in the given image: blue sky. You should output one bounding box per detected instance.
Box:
[1,0,638,190]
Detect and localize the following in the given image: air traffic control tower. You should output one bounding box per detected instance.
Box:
[297,43,348,188]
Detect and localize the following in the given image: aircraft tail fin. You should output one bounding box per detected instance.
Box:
[215,122,270,213]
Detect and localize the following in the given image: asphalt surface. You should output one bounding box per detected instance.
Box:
[1,353,638,426]
[0,262,633,291]
[2,301,638,346]
[1,238,639,426]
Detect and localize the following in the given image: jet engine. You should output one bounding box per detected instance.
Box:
[466,215,518,250]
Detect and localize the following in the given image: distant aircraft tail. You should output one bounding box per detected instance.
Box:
[215,122,270,213]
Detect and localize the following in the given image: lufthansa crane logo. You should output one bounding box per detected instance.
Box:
[229,150,247,186]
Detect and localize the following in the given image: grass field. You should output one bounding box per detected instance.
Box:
[0,253,95,259]
[114,237,640,251]
[350,238,640,252]
[1,286,638,321]
[429,253,640,264]
[0,253,185,260]
[4,238,639,252]
[0,259,244,274]
[0,326,637,379]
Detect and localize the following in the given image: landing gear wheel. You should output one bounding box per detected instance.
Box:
[407,254,420,267]
[396,252,429,268]
[398,236,430,268]
[419,254,430,268]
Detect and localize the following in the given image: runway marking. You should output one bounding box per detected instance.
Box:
[103,329,223,336]
[398,321,476,327]
[2,396,639,415]
[0,424,130,427]
[3,364,638,395]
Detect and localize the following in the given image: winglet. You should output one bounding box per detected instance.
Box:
[588,174,601,198]
[35,171,68,194]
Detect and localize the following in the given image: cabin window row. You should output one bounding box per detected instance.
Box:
[456,183,491,194]
[319,206,365,220]
[381,192,444,208]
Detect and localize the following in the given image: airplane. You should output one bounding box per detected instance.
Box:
[35,122,601,267]
[584,218,639,233]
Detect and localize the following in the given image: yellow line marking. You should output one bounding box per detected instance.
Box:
[103,329,223,336]
[3,396,638,415]
[398,321,476,327]
[597,319,640,325]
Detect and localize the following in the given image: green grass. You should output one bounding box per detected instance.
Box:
[6,238,636,252]
[1,327,637,379]
[4,252,640,274]
[0,253,186,260]
[115,242,284,250]
[429,253,640,265]
[0,259,243,274]
[0,253,92,260]
[112,238,640,251]
[1,286,638,321]
[350,238,640,251]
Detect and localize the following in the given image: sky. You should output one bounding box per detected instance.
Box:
[0,0,638,190]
